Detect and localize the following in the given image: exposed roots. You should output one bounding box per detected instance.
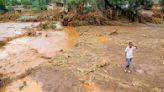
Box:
[62,10,111,26]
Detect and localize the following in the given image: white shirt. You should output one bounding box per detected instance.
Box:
[125,46,136,58]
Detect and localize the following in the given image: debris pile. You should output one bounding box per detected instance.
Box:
[62,10,111,26]
[0,10,61,22]
[152,11,164,19]
[0,11,20,21]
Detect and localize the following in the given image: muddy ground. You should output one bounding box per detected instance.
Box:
[0,23,164,92]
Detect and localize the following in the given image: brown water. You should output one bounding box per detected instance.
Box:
[64,27,79,49]
[0,27,79,92]
[0,27,79,58]
[0,22,39,41]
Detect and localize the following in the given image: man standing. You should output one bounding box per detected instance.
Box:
[125,42,137,73]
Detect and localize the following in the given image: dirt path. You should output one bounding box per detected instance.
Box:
[0,23,164,92]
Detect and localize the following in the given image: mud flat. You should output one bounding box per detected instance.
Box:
[0,23,164,92]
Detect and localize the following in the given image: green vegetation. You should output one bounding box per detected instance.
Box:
[0,0,6,11]
[0,0,163,23]
[0,0,156,10]
[159,0,164,12]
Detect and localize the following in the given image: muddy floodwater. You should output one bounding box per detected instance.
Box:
[0,22,39,41]
[0,23,79,92]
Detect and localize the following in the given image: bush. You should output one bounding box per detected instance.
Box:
[0,0,6,11]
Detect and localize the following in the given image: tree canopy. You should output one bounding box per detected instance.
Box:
[0,0,161,11]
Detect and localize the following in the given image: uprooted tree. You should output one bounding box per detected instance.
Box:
[62,0,155,26]
[1,0,162,25]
